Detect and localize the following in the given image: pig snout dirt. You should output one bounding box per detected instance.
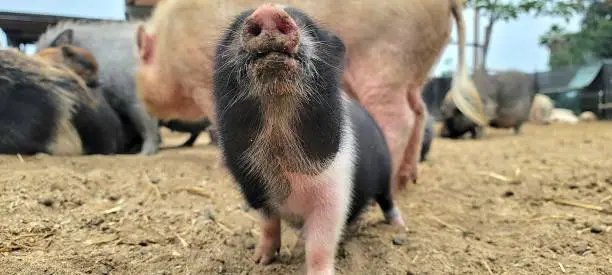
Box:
[242,5,300,55]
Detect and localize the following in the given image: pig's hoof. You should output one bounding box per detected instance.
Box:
[252,240,280,265]
[306,267,335,275]
[390,216,407,230]
[396,167,417,191]
[139,144,159,156]
[384,207,407,231]
[290,235,306,260]
[138,150,157,156]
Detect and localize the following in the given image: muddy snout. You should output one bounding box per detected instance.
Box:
[242,5,300,56]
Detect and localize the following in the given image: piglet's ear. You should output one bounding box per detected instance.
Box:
[136,24,155,64]
[60,45,76,58]
[50,29,74,47]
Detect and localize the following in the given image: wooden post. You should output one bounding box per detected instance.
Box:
[473,7,480,73]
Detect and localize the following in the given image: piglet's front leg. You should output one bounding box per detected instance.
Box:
[303,195,346,275]
[253,214,281,265]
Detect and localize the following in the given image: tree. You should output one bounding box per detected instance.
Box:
[580,0,612,58]
[539,24,588,68]
[540,1,612,69]
[464,0,585,70]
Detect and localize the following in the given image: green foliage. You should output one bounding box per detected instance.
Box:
[580,1,612,58]
[538,24,564,45]
[547,39,587,68]
[463,0,585,70]
[541,0,612,69]
[465,0,585,22]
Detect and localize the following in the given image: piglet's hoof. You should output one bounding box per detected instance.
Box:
[305,268,335,275]
[384,207,408,232]
[389,215,406,229]
[252,239,280,265]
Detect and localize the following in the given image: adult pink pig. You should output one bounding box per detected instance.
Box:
[134,0,473,195]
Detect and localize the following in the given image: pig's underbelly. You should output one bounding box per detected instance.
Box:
[275,118,356,230]
[277,170,344,229]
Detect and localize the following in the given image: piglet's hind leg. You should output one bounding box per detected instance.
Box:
[376,192,406,229]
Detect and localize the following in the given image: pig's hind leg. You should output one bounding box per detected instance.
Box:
[375,183,406,228]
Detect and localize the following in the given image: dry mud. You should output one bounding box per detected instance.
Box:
[1,122,611,275]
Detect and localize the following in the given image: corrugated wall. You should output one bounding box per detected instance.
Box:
[602,63,612,119]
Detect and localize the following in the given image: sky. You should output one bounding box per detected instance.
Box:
[0,1,583,74]
[435,8,583,76]
[0,0,125,20]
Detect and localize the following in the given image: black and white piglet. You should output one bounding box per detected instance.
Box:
[213,4,405,275]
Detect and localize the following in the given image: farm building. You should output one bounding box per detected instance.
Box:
[422,59,612,122]
[0,0,125,51]
[538,59,612,120]
[125,0,157,19]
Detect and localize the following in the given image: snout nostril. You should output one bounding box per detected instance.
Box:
[277,22,293,35]
[248,23,262,36]
[243,6,300,54]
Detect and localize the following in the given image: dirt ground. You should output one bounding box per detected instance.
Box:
[1,121,611,275]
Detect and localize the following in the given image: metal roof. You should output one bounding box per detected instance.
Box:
[126,0,160,7]
[565,62,603,91]
[0,0,145,45]
[540,59,612,94]
[0,12,107,45]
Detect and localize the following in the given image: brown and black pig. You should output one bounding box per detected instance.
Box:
[0,49,84,155]
[35,21,221,153]
[35,34,142,155]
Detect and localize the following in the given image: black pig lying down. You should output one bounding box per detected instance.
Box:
[212,4,406,275]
